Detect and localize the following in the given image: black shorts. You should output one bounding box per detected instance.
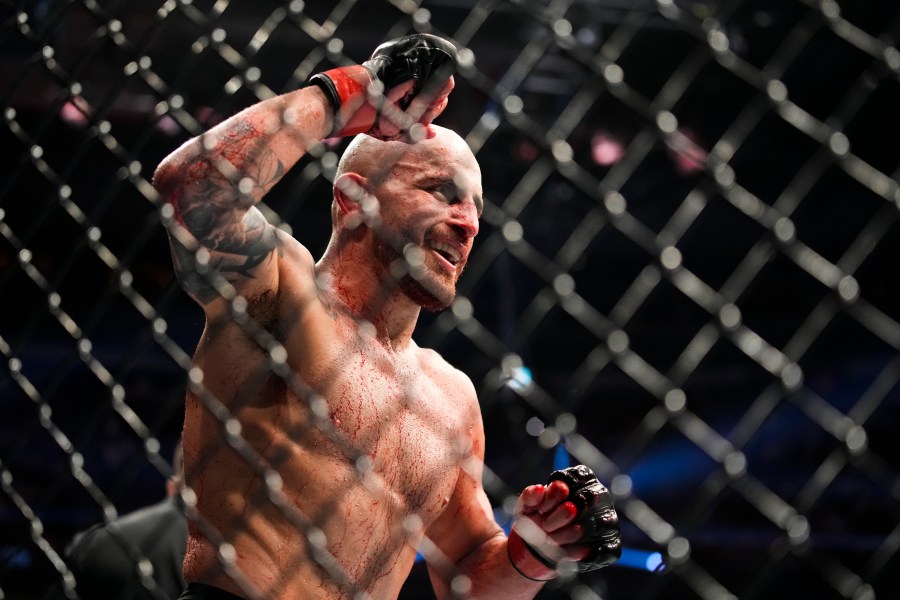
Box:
[177,583,246,600]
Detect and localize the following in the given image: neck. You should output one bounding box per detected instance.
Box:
[318,243,421,349]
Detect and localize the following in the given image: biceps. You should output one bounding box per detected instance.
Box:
[168,209,282,305]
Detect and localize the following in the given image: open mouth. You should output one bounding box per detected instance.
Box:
[427,239,462,267]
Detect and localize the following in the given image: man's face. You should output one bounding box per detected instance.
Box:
[370,136,483,312]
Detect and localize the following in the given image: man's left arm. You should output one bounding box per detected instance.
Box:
[423,393,621,599]
[422,398,544,600]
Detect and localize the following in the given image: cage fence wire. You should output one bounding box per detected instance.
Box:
[1,0,899,598]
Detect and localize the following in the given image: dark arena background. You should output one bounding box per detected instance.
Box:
[2,0,899,598]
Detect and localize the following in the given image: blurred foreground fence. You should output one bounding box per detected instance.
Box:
[1,0,899,598]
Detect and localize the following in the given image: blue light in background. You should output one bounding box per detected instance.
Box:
[506,365,533,392]
[554,443,570,471]
[627,437,716,496]
[418,542,664,572]
[617,547,665,572]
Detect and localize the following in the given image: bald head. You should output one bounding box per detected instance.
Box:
[324,124,483,311]
[336,125,477,187]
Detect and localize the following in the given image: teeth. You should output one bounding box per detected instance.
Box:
[428,240,461,264]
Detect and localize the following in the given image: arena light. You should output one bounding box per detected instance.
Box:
[59,95,90,128]
[618,548,666,572]
[665,127,707,175]
[505,364,533,392]
[155,114,180,136]
[591,130,624,166]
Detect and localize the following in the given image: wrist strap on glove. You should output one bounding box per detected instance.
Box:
[307,65,370,137]
[306,33,457,139]
[507,529,557,582]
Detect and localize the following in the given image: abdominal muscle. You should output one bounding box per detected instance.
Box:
[182,437,428,599]
[180,321,465,599]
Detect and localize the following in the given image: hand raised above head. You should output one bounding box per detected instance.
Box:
[308,33,458,141]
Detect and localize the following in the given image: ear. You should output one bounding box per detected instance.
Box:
[334,172,382,237]
[334,172,368,218]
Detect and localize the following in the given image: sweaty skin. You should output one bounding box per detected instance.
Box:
[154,82,585,600]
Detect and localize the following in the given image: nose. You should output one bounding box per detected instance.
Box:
[450,198,480,239]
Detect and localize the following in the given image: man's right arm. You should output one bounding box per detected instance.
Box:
[152,86,333,308]
[152,34,458,311]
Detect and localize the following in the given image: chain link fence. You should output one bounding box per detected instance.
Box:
[2,0,899,598]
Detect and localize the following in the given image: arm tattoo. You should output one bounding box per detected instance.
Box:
[170,229,284,304]
[167,119,287,302]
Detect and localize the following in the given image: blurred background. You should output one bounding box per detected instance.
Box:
[1,0,899,598]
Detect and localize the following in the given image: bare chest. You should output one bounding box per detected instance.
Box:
[308,348,467,516]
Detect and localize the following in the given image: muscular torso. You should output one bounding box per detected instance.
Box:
[180,246,477,599]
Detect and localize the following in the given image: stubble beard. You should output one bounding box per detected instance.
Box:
[372,232,457,313]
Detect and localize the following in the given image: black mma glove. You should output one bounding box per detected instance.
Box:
[509,465,621,580]
[307,33,457,140]
[548,465,621,572]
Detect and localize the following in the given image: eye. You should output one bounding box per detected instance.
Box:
[427,183,456,203]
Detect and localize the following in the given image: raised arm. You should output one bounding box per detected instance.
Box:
[152,34,458,310]
[152,87,331,308]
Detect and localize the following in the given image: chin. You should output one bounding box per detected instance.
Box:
[400,275,454,312]
[373,234,458,312]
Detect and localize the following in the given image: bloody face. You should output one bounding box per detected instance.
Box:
[368,132,483,311]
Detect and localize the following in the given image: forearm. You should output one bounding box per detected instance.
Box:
[153,86,333,245]
[445,533,546,600]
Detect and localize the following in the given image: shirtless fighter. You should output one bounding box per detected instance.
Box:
[153,34,620,599]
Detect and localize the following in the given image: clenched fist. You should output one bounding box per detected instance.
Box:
[508,465,621,580]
